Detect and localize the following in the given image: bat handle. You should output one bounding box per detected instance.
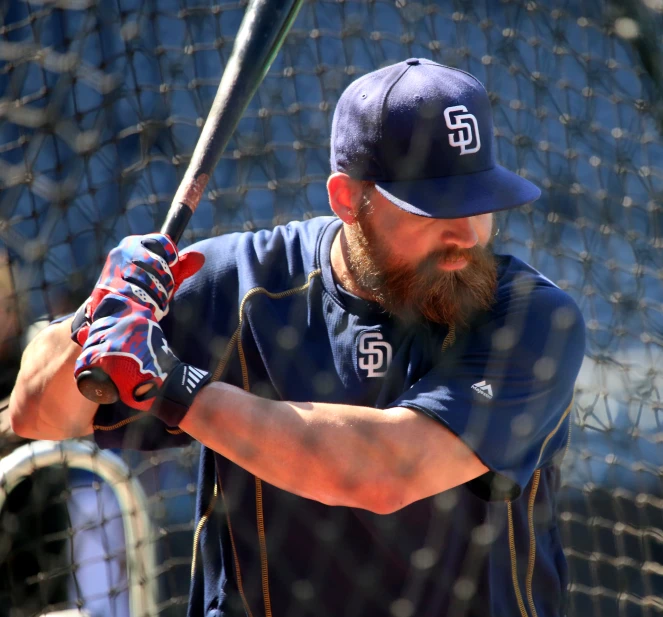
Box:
[77,368,120,405]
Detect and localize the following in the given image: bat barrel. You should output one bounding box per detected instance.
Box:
[187,0,304,179]
[165,0,305,243]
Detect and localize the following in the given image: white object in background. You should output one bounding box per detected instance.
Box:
[0,440,157,617]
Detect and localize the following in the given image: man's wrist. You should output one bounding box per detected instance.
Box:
[178,380,258,435]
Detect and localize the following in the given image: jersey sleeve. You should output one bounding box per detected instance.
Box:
[389,284,585,501]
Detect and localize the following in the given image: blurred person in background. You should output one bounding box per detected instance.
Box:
[0,257,71,617]
[0,252,21,398]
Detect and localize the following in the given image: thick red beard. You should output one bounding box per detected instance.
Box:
[344,212,498,327]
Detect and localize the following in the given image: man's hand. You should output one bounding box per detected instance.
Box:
[75,294,211,426]
[71,233,204,346]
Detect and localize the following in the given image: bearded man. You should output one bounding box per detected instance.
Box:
[10,59,585,617]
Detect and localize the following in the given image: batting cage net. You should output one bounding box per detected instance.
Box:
[1,0,662,616]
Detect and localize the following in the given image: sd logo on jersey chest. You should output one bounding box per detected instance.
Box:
[357,331,393,378]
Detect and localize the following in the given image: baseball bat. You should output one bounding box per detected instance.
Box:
[76,0,305,405]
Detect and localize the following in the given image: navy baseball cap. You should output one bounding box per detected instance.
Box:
[330,58,540,218]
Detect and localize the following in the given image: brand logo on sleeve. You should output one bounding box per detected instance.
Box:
[471,380,493,399]
[358,331,392,378]
[444,105,481,155]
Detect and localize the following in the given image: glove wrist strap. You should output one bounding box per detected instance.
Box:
[71,301,90,346]
[149,363,211,426]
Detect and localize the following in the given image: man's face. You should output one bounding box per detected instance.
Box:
[344,187,498,327]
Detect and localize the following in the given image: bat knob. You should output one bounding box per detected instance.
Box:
[77,368,120,405]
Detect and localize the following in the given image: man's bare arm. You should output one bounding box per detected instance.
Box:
[180,381,488,514]
[9,317,97,440]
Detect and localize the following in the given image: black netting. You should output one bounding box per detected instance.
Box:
[1,0,662,616]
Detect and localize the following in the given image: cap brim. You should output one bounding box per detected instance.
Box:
[373,165,541,219]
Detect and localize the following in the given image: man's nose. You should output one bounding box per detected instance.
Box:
[439,217,479,249]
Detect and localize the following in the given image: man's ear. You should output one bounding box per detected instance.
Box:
[327,173,364,224]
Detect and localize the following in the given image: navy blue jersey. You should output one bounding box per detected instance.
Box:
[93,217,585,617]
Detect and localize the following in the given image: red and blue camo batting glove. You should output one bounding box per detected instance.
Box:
[75,293,211,425]
[71,233,204,346]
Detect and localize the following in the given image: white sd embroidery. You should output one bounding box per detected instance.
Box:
[358,332,393,378]
[444,105,481,155]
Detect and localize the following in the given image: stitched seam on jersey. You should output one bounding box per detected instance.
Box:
[93,413,143,430]
[235,270,322,392]
[189,271,320,617]
[526,470,542,617]
[191,480,218,579]
[255,477,272,617]
[217,468,255,617]
[506,500,529,617]
[212,325,242,382]
[441,323,456,352]
[234,269,322,617]
[535,398,573,468]
[562,422,572,460]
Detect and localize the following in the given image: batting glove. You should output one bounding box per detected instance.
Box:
[71,233,204,346]
[74,293,211,426]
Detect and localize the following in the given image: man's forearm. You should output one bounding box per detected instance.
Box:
[9,318,97,440]
[179,381,485,513]
[180,382,421,512]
